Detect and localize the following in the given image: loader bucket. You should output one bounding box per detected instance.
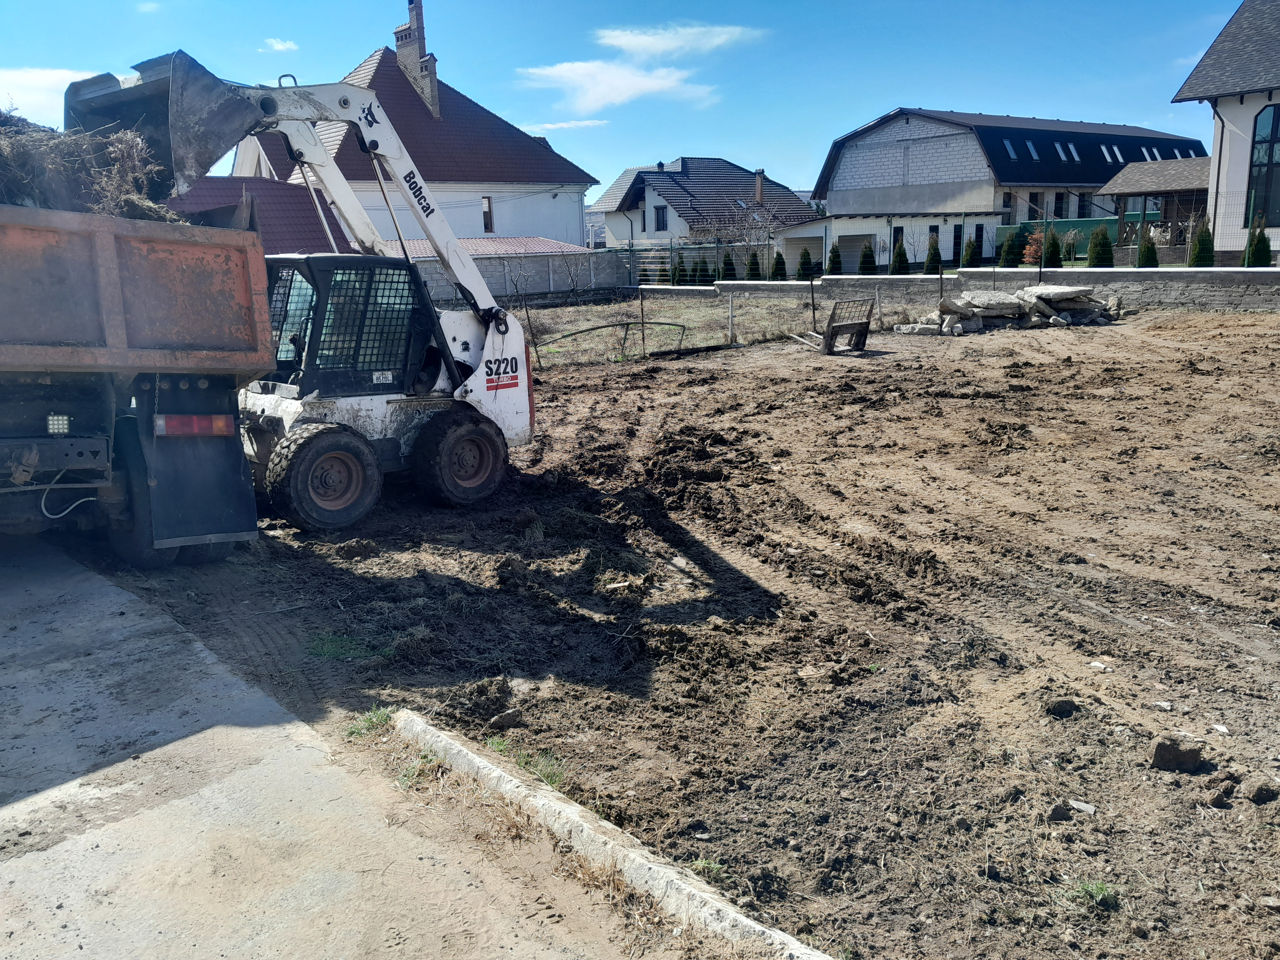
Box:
[65,50,263,198]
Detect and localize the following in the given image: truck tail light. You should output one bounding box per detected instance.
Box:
[154,414,236,437]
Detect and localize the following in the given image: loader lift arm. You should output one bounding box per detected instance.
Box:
[65,51,508,337]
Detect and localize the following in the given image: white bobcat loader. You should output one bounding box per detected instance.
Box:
[66,51,533,531]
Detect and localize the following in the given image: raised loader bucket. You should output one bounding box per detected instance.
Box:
[65,50,263,198]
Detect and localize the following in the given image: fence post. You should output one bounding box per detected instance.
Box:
[639,287,647,358]
[728,292,735,345]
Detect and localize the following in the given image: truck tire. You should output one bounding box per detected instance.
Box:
[108,423,180,570]
[413,408,508,507]
[177,542,236,565]
[265,423,382,531]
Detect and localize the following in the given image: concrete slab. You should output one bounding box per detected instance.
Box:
[0,539,673,960]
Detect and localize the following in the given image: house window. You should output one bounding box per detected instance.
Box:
[892,225,904,250]
[1078,192,1093,218]
[1246,103,1280,227]
[1054,142,1068,162]
[640,206,645,232]
[973,224,984,257]
[1112,145,1125,162]
[1068,143,1081,162]
[1003,139,1017,160]
[1025,140,1040,161]
[1101,144,1113,163]
[1002,191,1012,209]
[929,224,939,238]
[654,205,668,232]
[953,223,963,262]
[1053,192,1066,219]
[1028,192,1042,220]
[481,196,494,233]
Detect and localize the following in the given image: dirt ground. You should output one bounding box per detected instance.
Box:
[87,309,1280,959]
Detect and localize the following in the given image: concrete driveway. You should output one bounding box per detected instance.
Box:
[0,538,663,959]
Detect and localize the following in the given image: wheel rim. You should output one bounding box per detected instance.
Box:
[449,435,494,488]
[308,451,364,509]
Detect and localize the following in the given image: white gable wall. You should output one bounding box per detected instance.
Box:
[1208,91,1279,252]
[599,188,692,248]
[349,182,587,246]
[827,115,996,215]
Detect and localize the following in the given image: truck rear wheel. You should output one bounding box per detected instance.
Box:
[413,408,508,507]
[108,422,180,570]
[265,423,382,532]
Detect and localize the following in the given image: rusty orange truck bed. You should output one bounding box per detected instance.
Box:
[0,204,273,565]
[0,204,273,376]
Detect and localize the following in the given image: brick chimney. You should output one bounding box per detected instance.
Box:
[396,0,440,119]
[755,169,764,205]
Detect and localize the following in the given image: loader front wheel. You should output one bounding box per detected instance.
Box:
[265,423,382,531]
[413,409,508,507]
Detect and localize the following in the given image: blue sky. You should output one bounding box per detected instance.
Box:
[2,0,1233,203]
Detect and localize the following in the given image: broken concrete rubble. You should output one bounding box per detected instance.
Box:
[896,284,1118,337]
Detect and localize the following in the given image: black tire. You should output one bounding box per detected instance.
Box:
[413,408,508,507]
[264,423,382,532]
[177,541,236,565]
[108,422,179,570]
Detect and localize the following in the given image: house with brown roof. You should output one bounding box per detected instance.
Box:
[232,0,596,251]
[588,158,814,248]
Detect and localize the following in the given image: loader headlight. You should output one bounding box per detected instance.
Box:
[47,414,70,435]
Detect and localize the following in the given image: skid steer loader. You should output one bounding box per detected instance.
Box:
[65,51,532,531]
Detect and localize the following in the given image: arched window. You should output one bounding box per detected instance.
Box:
[1247,105,1280,227]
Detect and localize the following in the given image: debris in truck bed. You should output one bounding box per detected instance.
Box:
[0,111,181,221]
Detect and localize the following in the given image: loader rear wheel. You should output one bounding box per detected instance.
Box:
[108,422,179,570]
[265,423,382,532]
[413,409,508,507]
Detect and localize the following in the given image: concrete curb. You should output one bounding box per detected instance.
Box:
[394,710,833,960]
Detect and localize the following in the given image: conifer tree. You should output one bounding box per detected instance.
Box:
[999,229,1025,267]
[721,251,737,280]
[637,267,651,285]
[797,247,813,281]
[961,237,980,268]
[696,257,712,284]
[923,233,941,274]
[1137,225,1159,268]
[889,240,909,274]
[1044,228,1063,268]
[827,243,843,275]
[1086,225,1114,267]
[858,241,877,274]
[675,252,688,285]
[658,262,670,283]
[1189,222,1215,267]
[771,251,787,280]
[1244,215,1272,266]
[746,250,762,280]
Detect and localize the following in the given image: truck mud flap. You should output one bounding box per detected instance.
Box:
[144,433,258,548]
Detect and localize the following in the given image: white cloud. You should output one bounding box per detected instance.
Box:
[136,2,160,12]
[0,67,94,129]
[259,38,299,53]
[518,60,714,114]
[596,24,765,61]
[520,119,609,134]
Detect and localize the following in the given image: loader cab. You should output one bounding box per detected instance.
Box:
[264,254,449,398]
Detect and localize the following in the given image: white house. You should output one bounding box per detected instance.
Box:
[588,158,814,248]
[233,0,596,250]
[795,108,1206,268]
[1173,0,1280,254]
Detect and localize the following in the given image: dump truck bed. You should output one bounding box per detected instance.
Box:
[0,204,273,379]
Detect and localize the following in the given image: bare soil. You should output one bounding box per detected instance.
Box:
[89,310,1280,959]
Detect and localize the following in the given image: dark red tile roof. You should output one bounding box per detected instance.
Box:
[254,48,596,187]
[167,176,355,254]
